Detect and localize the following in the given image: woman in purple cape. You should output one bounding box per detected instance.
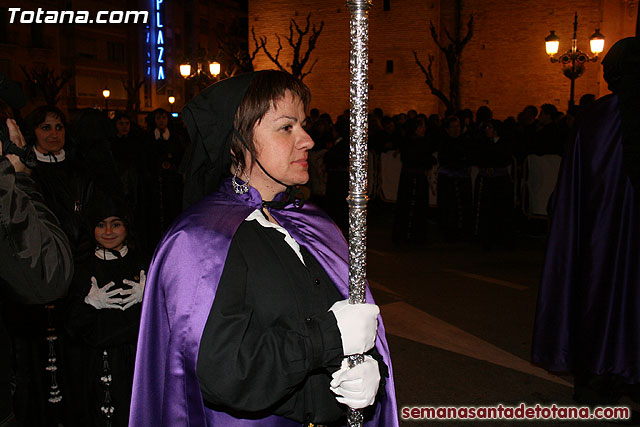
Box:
[532,38,640,405]
[129,70,398,426]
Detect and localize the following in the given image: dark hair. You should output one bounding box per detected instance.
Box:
[476,106,493,123]
[231,70,311,173]
[26,105,66,128]
[146,108,169,130]
[540,103,558,117]
[523,105,538,118]
[443,115,460,129]
[579,94,596,107]
[72,108,115,144]
[25,105,67,146]
[483,119,503,136]
[113,111,131,123]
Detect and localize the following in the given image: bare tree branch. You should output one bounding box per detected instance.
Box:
[299,20,324,76]
[413,51,452,111]
[443,26,455,45]
[299,57,319,81]
[429,21,446,53]
[253,13,323,81]
[121,77,144,112]
[459,15,474,49]
[416,4,473,112]
[21,66,72,106]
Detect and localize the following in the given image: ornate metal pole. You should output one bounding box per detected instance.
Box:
[346,0,371,426]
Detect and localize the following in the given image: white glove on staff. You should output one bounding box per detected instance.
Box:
[329,300,379,356]
[120,270,146,310]
[85,277,123,310]
[330,356,380,409]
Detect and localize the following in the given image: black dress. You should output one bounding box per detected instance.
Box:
[146,130,185,247]
[0,157,73,426]
[65,247,146,427]
[472,136,515,248]
[393,134,437,242]
[437,134,473,240]
[7,151,95,427]
[197,217,387,425]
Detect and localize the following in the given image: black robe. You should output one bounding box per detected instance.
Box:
[65,248,147,427]
[197,219,387,425]
[7,154,95,427]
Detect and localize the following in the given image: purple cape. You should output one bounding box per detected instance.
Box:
[129,179,399,426]
[531,94,640,381]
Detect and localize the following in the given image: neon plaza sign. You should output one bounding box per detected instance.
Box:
[146,0,166,82]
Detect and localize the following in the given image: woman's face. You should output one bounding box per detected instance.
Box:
[155,112,168,130]
[94,216,127,251]
[445,119,461,138]
[484,124,497,138]
[116,117,131,137]
[35,113,65,154]
[247,91,314,197]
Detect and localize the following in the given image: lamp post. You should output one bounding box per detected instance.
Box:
[102,88,111,112]
[545,13,605,109]
[168,95,176,113]
[179,48,221,97]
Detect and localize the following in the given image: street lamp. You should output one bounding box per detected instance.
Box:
[102,88,111,111]
[545,13,605,109]
[209,61,221,77]
[168,95,175,113]
[179,49,222,91]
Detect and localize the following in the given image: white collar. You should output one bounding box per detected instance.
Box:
[245,209,305,266]
[94,245,129,260]
[33,147,66,163]
[154,128,170,140]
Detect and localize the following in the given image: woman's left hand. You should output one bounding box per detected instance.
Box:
[121,270,146,310]
[330,355,380,409]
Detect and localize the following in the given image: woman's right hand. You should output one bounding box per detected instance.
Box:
[329,300,379,356]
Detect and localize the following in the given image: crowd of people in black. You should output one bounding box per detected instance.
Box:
[304,94,597,250]
[1,82,596,426]
[1,102,189,426]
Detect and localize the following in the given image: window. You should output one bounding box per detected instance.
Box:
[77,38,97,60]
[383,0,390,11]
[107,42,125,64]
[386,60,394,74]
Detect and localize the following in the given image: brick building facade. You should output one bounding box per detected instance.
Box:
[249,0,638,119]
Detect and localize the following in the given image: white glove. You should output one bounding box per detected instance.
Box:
[330,356,381,409]
[120,270,146,310]
[329,300,379,356]
[85,277,123,310]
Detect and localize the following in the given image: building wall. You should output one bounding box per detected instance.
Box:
[250,0,638,120]
[0,0,246,118]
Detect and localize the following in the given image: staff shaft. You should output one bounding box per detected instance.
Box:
[346,1,371,426]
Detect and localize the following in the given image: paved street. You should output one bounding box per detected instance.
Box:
[363,203,636,426]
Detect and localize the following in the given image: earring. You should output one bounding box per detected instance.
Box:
[232,169,250,195]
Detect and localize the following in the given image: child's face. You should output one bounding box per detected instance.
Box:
[94,216,127,251]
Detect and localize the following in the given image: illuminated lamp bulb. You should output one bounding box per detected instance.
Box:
[209,62,221,77]
[180,64,192,78]
[589,29,605,55]
[545,30,560,55]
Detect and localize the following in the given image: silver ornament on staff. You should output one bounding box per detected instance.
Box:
[346,0,371,426]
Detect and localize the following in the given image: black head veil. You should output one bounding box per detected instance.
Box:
[181,72,256,208]
[602,37,640,190]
